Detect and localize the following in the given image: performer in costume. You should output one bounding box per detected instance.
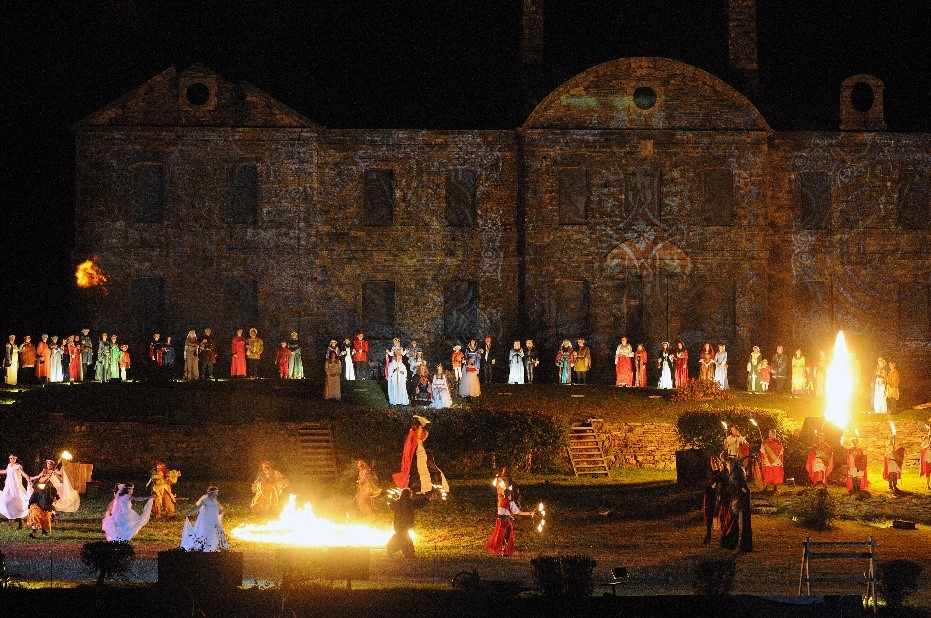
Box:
[79,328,94,381]
[657,342,674,389]
[4,334,18,386]
[771,345,788,394]
[508,340,525,385]
[486,475,532,557]
[384,338,406,381]
[287,331,304,379]
[872,357,888,413]
[480,336,496,383]
[351,332,369,380]
[719,459,752,552]
[95,333,110,382]
[0,455,32,528]
[183,330,199,380]
[555,339,575,385]
[275,341,291,379]
[450,344,464,383]
[392,416,449,496]
[674,341,688,388]
[814,351,827,397]
[119,343,131,381]
[759,428,784,491]
[429,364,452,409]
[246,328,264,378]
[387,488,432,558]
[162,336,175,372]
[524,339,539,384]
[250,460,289,515]
[842,435,869,493]
[746,345,763,393]
[341,338,355,381]
[102,483,153,542]
[574,338,591,384]
[714,343,729,389]
[26,478,58,538]
[324,348,342,400]
[703,456,728,544]
[31,458,80,513]
[230,328,247,377]
[459,357,481,398]
[409,350,427,379]
[181,486,229,552]
[413,373,432,404]
[387,351,409,405]
[724,425,750,468]
[634,343,648,387]
[36,334,51,383]
[920,423,931,490]
[699,342,715,382]
[149,333,165,367]
[885,361,900,414]
[66,335,80,382]
[465,339,481,374]
[615,336,634,386]
[109,334,122,381]
[354,460,381,515]
[197,329,216,380]
[806,432,834,487]
[18,335,36,385]
[883,434,905,493]
[760,359,771,392]
[146,462,179,520]
[791,349,807,396]
[49,336,63,383]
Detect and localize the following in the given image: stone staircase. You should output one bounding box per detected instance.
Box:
[298,422,338,479]
[568,422,610,476]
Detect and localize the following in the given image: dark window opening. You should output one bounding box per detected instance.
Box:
[133,164,164,224]
[795,171,830,230]
[444,280,478,340]
[850,82,874,113]
[186,82,211,107]
[898,171,929,230]
[552,279,590,338]
[362,169,394,226]
[362,280,395,338]
[701,167,735,226]
[558,167,588,225]
[445,168,478,227]
[225,278,258,329]
[132,277,165,339]
[633,87,657,110]
[230,164,258,225]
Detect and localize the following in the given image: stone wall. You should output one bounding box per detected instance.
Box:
[849,420,928,475]
[598,421,680,470]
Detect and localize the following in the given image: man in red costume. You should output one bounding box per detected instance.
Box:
[806,432,834,487]
[759,428,784,491]
[352,332,369,380]
[486,467,532,557]
[35,334,51,383]
[883,434,905,493]
[843,435,869,493]
[392,416,448,496]
[674,341,689,388]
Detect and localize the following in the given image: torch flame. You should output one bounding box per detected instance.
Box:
[61,450,73,461]
[824,331,854,429]
[75,257,109,295]
[890,421,896,436]
[721,421,728,430]
[231,495,393,547]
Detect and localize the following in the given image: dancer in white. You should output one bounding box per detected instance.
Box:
[102,483,153,541]
[31,458,80,513]
[430,364,452,409]
[507,341,525,385]
[0,454,32,528]
[387,351,409,405]
[181,485,230,551]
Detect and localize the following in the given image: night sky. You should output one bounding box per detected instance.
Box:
[2,1,928,334]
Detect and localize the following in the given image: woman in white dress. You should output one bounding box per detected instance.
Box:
[49,336,64,383]
[102,483,153,542]
[341,338,355,381]
[872,357,888,414]
[181,485,229,552]
[459,357,481,398]
[30,459,80,513]
[387,351,409,405]
[508,341,525,385]
[0,454,32,527]
[430,364,452,409]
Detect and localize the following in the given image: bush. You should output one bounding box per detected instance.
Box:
[80,541,135,586]
[791,487,835,530]
[676,407,788,455]
[673,379,734,402]
[530,554,597,600]
[877,559,923,611]
[691,556,736,596]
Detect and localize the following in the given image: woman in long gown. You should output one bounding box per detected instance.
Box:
[324,349,342,400]
[459,357,481,398]
[230,328,247,377]
[49,337,64,383]
[430,365,452,409]
[0,454,32,527]
[109,335,122,380]
[674,341,689,388]
[181,486,229,552]
[657,342,674,389]
[287,331,304,379]
[872,357,888,413]
[507,341,525,385]
[791,349,807,396]
[387,351,409,405]
[31,459,80,513]
[699,342,715,381]
[614,337,634,386]
[102,483,153,542]
[4,335,17,386]
[555,340,575,385]
[714,344,729,390]
[634,343,648,387]
[341,338,355,381]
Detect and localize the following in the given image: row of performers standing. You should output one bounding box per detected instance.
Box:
[612,339,701,389]
[4,331,130,385]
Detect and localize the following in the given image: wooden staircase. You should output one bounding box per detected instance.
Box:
[568,422,610,477]
[298,422,338,479]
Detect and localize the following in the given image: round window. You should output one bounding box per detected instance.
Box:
[850,82,874,113]
[186,82,211,107]
[633,87,657,110]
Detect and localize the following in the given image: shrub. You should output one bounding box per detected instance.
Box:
[676,407,788,455]
[673,379,734,402]
[80,541,135,586]
[791,487,834,530]
[691,556,736,596]
[530,554,597,599]
[877,559,923,611]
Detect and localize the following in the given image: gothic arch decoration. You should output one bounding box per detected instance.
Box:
[523,57,770,132]
[604,237,692,282]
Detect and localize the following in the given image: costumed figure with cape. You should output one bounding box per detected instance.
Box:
[1,455,32,528]
[31,458,80,513]
[102,483,153,541]
[181,485,230,551]
[806,432,834,487]
[842,434,869,493]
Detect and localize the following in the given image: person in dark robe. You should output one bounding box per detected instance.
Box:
[386,488,432,558]
[480,336,495,383]
[79,328,94,381]
[27,479,59,538]
[413,374,432,405]
[703,456,728,544]
[719,459,752,551]
[524,339,539,384]
[200,328,218,380]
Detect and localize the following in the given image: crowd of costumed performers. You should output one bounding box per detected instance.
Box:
[1,454,80,537]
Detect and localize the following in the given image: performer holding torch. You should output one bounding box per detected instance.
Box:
[883,422,905,493]
[486,468,534,557]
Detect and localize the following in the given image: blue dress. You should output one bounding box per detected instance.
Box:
[714,351,729,389]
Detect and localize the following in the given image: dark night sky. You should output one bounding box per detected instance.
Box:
[1,1,929,334]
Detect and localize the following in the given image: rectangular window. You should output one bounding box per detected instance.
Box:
[898,282,931,340]
[552,279,590,338]
[898,171,929,230]
[557,167,588,225]
[362,280,395,338]
[701,167,735,226]
[230,164,258,225]
[131,277,165,338]
[445,168,478,227]
[623,168,663,222]
[443,280,478,339]
[225,278,258,328]
[361,169,394,226]
[133,164,164,224]
[794,170,830,230]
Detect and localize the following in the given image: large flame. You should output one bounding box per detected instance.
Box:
[231,495,393,547]
[75,257,109,295]
[824,331,854,429]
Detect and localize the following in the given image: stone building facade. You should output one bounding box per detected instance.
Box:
[74,42,930,389]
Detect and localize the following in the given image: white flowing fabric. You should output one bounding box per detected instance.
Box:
[180,495,229,552]
[102,493,153,541]
[508,350,525,384]
[344,350,355,380]
[387,360,409,405]
[459,369,480,397]
[658,355,674,389]
[51,469,81,513]
[0,463,33,520]
[430,376,452,409]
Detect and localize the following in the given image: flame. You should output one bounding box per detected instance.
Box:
[75,257,109,295]
[824,331,854,429]
[61,451,73,461]
[890,421,896,436]
[231,495,393,548]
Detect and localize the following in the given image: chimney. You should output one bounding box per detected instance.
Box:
[727,0,759,100]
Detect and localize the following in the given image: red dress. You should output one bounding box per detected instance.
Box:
[674,349,689,387]
[486,495,518,557]
[230,336,247,377]
[760,437,784,485]
[67,342,81,380]
[634,349,648,387]
[275,347,291,378]
[615,345,633,386]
